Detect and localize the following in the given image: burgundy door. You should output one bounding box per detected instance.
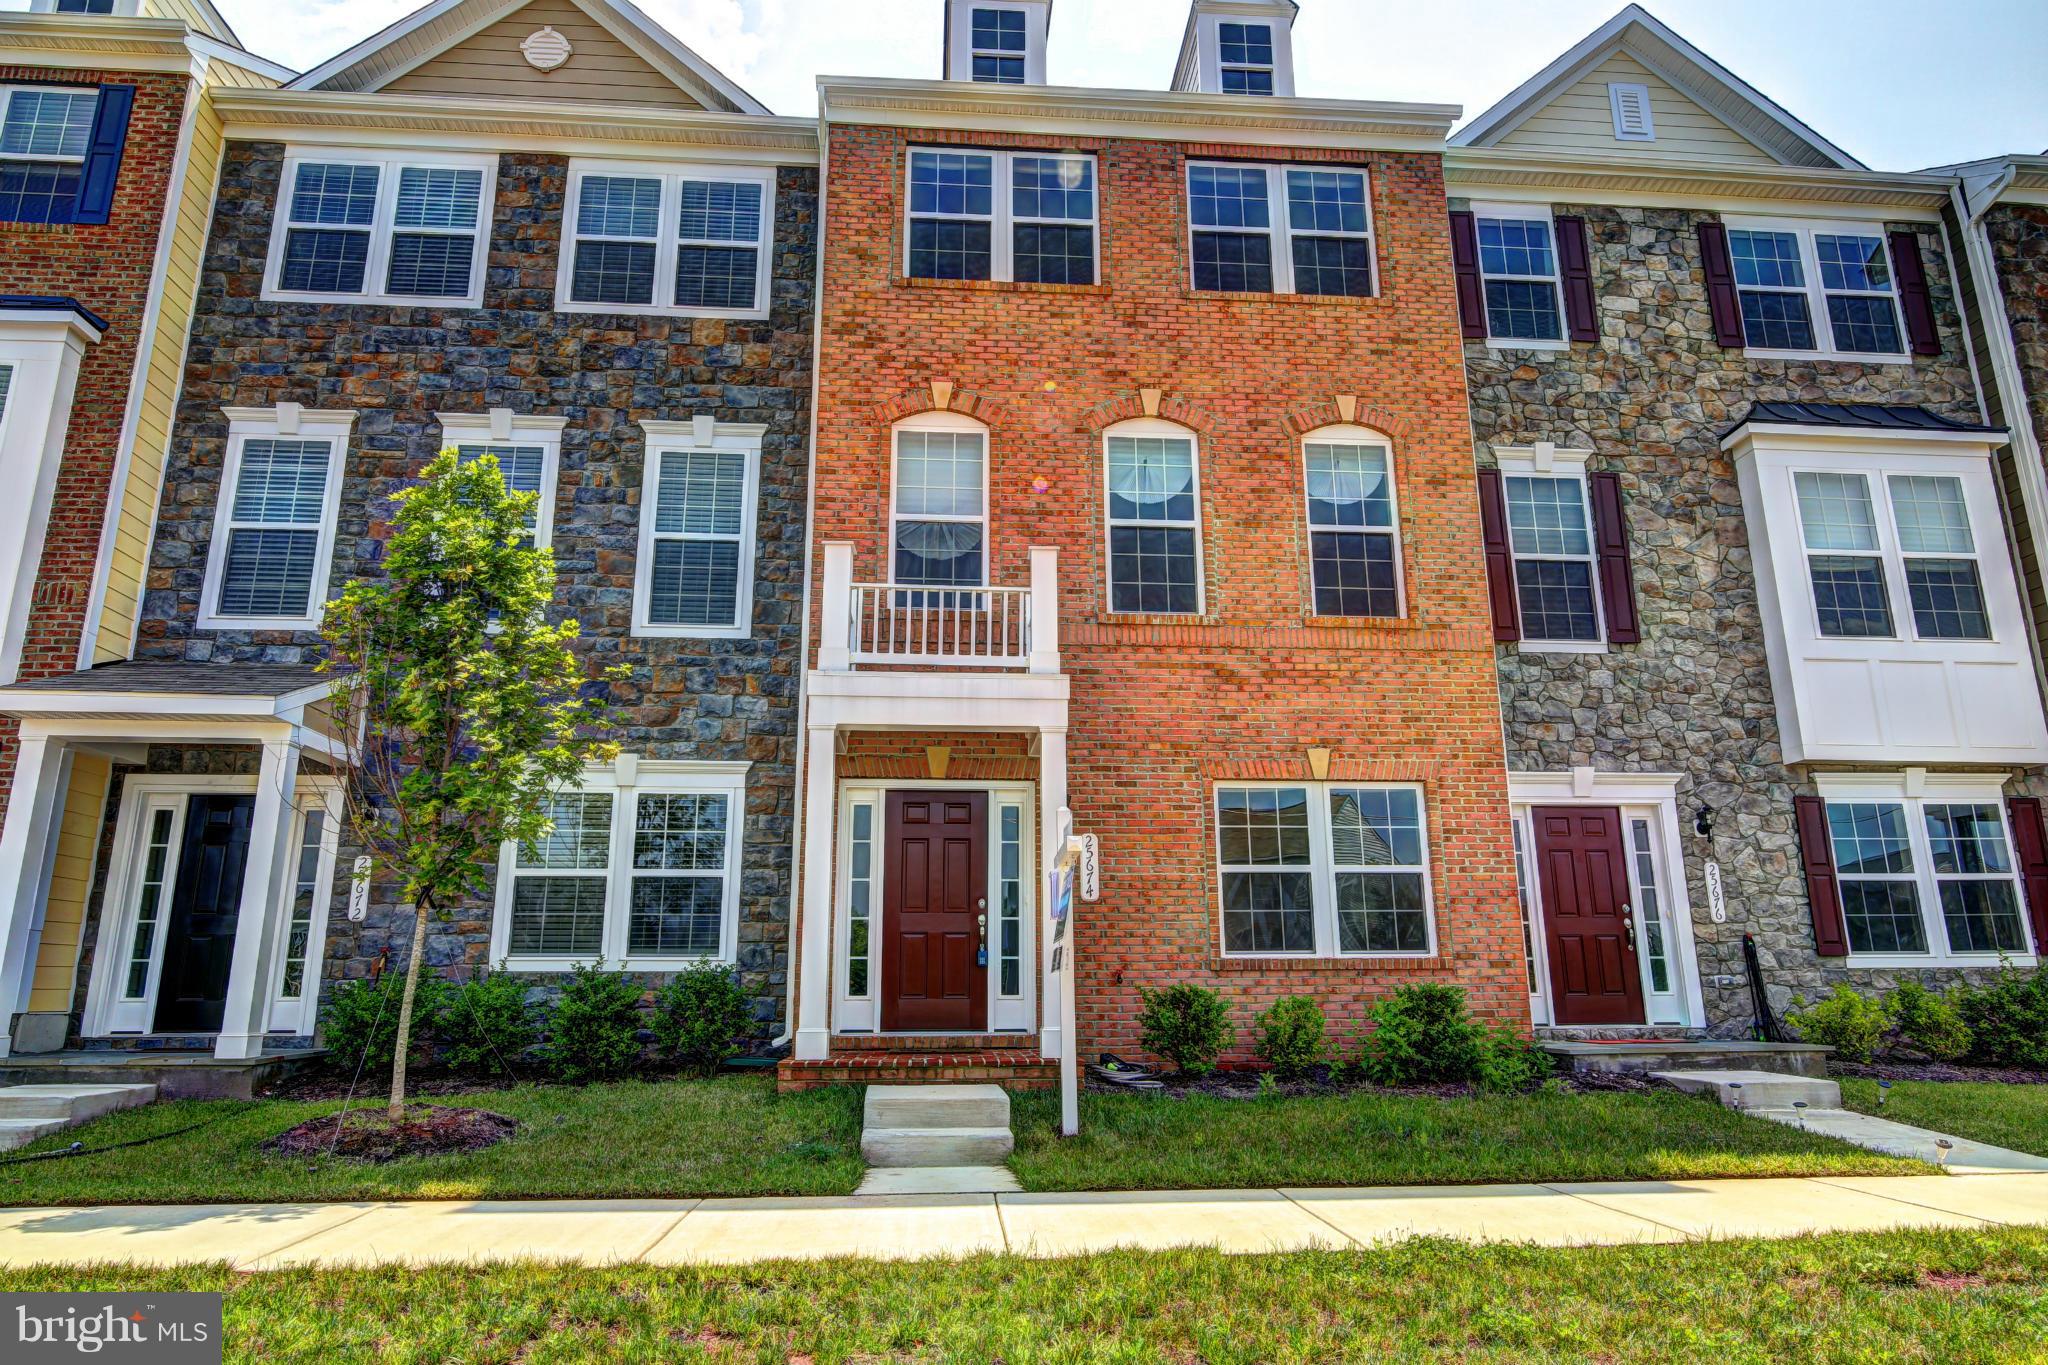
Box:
[1533,806,1645,1026]
[882,791,988,1032]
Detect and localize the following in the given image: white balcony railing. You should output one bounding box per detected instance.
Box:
[819,542,1060,675]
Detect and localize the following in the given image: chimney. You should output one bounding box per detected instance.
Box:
[1172,0,1299,97]
[943,0,1052,85]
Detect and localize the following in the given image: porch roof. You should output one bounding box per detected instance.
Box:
[0,662,348,760]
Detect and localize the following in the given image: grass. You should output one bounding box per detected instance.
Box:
[1,1076,864,1206]
[5,1229,2047,1361]
[1842,1079,2048,1157]
[1008,1085,1929,1191]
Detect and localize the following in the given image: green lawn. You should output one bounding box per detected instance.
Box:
[1008,1086,1928,1191]
[1841,1079,2048,1157]
[2,1077,864,1206]
[6,1229,2046,1362]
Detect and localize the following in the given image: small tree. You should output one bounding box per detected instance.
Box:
[323,450,619,1118]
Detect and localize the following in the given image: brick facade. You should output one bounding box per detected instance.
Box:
[809,123,1523,1064]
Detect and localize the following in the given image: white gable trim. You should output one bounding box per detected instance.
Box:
[289,0,769,116]
[1451,4,1862,172]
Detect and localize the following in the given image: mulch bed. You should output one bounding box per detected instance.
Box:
[1830,1059,2048,1086]
[262,1106,520,1163]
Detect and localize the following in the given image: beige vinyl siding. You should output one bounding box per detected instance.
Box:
[203,59,284,91]
[26,753,111,1013]
[1495,52,1777,165]
[140,0,231,42]
[384,0,706,107]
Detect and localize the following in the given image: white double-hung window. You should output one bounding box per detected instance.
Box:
[264,149,493,306]
[1186,161,1374,297]
[494,760,748,970]
[0,85,97,225]
[1472,204,1565,344]
[1214,782,1434,957]
[199,406,354,632]
[436,410,567,549]
[558,160,775,319]
[905,148,1098,285]
[1790,468,1993,642]
[633,420,763,638]
[1724,218,1907,359]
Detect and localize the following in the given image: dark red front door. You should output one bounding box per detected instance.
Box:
[1533,806,1645,1026]
[882,791,988,1032]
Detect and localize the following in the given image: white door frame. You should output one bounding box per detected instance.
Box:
[1508,770,1706,1029]
[83,773,343,1040]
[832,777,1038,1036]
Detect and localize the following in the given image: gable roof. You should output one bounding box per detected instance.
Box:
[289,0,769,115]
[1451,4,1862,171]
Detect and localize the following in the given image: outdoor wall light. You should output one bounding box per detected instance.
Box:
[1694,806,1715,838]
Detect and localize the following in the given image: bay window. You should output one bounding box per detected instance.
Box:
[1791,468,1991,642]
[1215,783,1434,957]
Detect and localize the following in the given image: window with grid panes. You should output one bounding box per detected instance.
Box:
[1304,435,1399,617]
[1105,428,1201,614]
[560,162,772,316]
[269,152,489,303]
[0,86,95,224]
[1504,473,1600,642]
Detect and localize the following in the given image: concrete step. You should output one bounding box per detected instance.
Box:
[0,1117,68,1152]
[1652,1069,1841,1110]
[861,1126,1015,1168]
[855,1165,1023,1195]
[0,1083,157,1123]
[864,1083,1010,1131]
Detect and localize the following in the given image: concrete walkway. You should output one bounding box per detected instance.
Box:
[6,1172,2048,1268]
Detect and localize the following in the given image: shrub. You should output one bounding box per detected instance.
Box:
[435,967,540,1076]
[1953,967,2048,1071]
[321,972,449,1074]
[1137,983,1233,1074]
[1254,995,1326,1078]
[653,964,754,1077]
[1785,984,1888,1063]
[541,962,646,1084]
[1884,981,1970,1063]
[1476,1025,1553,1093]
[1362,982,1486,1086]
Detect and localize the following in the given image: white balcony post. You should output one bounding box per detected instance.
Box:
[0,732,67,1057]
[1037,724,1068,1066]
[215,734,302,1060]
[1027,545,1060,675]
[819,541,854,673]
[794,720,838,1060]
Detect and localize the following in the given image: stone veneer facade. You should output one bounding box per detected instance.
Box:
[63,143,817,1042]
[1457,196,2045,1034]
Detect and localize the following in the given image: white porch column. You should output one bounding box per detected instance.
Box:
[215,735,302,1060]
[818,541,854,673]
[0,733,67,1057]
[1037,724,1068,1062]
[793,719,839,1060]
[1027,546,1060,675]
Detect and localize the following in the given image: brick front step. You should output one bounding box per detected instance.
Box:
[828,1033,1040,1055]
[778,1052,1057,1093]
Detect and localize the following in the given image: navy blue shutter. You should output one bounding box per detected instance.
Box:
[70,84,134,226]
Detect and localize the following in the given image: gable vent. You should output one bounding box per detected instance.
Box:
[1609,82,1655,141]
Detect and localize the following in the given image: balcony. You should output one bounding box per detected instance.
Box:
[819,542,1061,675]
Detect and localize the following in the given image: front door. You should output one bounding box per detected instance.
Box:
[153,794,256,1034]
[881,790,988,1032]
[1533,806,1645,1026]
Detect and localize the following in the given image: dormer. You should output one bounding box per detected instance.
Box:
[943,0,1051,86]
[1173,0,1298,97]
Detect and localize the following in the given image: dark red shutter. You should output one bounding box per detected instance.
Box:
[1476,468,1520,642]
[1696,221,1745,349]
[70,85,133,226]
[1555,215,1599,344]
[2008,797,2048,954]
[1794,796,1849,958]
[1449,210,1487,339]
[1889,230,1941,357]
[1589,471,1640,644]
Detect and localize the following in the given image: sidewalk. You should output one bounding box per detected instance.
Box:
[5,1172,2048,1268]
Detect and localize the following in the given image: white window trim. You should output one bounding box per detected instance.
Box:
[1814,770,2036,970]
[891,409,991,590]
[1471,200,1569,352]
[491,757,749,972]
[1185,160,1376,298]
[1103,416,1205,616]
[632,418,765,639]
[1608,82,1655,141]
[902,147,1099,285]
[555,158,776,321]
[1723,215,1910,363]
[1301,423,1405,619]
[0,84,97,169]
[261,147,496,308]
[435,409,568,550]
[1212,779,1437,960]
[198,404,356,633]
[1494,444,1606,654]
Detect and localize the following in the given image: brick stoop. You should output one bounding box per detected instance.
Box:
[779,1049,1057,1093]
[828,1033,1039,1054]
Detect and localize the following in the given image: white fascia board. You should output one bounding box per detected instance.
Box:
[0,310,105,348]
[584,0,769,115]
[1720,426,2009,456]
[1445,148,1949,217]
[187,33,296,84]
[820,76,1457,152]
[0,15,204,75]
[1507,771,1685,805]
[289,0,494,91]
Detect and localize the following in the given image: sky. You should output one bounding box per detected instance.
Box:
[51,0,2048,169]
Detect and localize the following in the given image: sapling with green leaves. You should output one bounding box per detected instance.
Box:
[322,449,621,1118]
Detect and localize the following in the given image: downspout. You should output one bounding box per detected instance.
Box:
[774,90,831,1047]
